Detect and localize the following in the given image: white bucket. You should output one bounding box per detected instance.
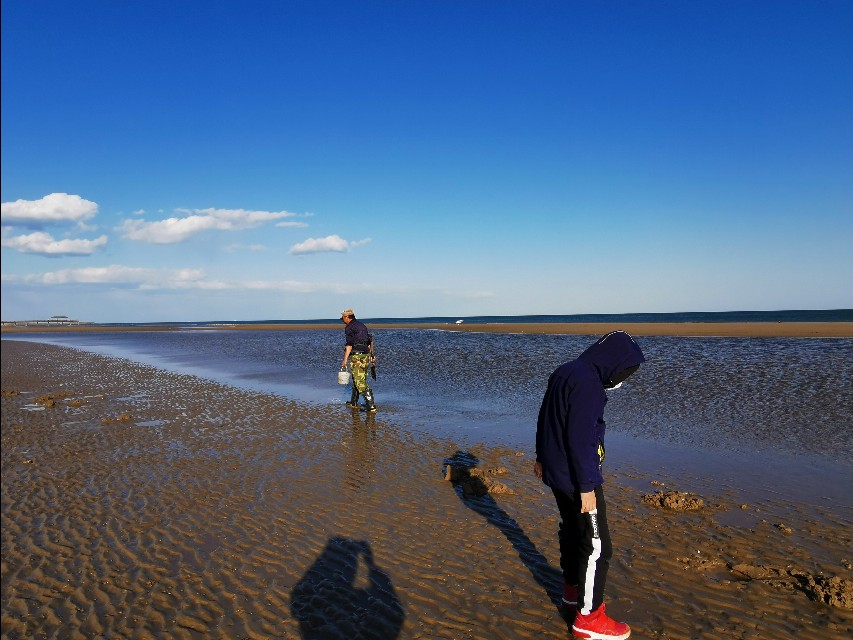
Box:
[337,369,351,385]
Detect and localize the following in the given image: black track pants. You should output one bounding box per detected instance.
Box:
[552,485,612,614]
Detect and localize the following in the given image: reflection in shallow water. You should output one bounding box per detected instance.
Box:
[344,411,379,493]
[135,419,166,427]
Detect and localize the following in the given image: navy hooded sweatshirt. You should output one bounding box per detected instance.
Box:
[536,331,646,495]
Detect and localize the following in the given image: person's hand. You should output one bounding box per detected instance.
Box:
[533,461,543,481]
[580,491,597,513]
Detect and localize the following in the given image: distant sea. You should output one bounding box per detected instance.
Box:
[91,308,853,329]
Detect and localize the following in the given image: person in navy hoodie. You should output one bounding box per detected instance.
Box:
[534,330,645,640]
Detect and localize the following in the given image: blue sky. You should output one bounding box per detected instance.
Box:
[2,0,851,323]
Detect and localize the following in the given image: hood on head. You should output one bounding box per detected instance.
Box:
[577,330,646,387]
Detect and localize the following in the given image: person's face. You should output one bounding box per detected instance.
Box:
[604,364,640,389]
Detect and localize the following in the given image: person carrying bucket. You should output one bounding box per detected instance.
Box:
[340,308,377,412]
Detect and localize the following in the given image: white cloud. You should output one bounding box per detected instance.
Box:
[119,207,301,244]
[275,220,310,228]
[12,263,349,294]
[1,230,108,256]
[224,243,267,253]
[242,279,348,293]
[1,193,98,227]
[289,235,371,255]
[27,265,208,287]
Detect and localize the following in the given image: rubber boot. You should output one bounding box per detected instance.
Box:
[346,387,360,409]
[363,389,377,413]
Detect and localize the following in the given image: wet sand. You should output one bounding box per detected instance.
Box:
[3,321,853,338]
[2,340,851,639]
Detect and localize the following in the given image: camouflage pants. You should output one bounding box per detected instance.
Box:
[349,353,373,394]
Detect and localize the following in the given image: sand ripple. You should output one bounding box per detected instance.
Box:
[3,341,852,639]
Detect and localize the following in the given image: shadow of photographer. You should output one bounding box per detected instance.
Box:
[290,536,404,639]
[444,450,564,612]
[343,410,379,493]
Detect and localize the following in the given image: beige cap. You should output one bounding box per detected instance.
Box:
[340,308,354,317]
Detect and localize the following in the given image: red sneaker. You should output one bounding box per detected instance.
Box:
[562,583,578,606]
[571,603,630,639]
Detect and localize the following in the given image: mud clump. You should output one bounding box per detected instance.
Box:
[35,393,71,408]
[730,563,853,609]
[642,490,704,511]
[444,464,512,497]
[796,573,853,609]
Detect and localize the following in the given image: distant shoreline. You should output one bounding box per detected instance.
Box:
[3,321,852,338]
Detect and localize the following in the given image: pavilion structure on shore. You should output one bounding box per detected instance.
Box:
[1,315,90,328]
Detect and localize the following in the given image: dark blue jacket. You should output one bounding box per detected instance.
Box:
[344,319,372,353]
[536,331,646,495]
